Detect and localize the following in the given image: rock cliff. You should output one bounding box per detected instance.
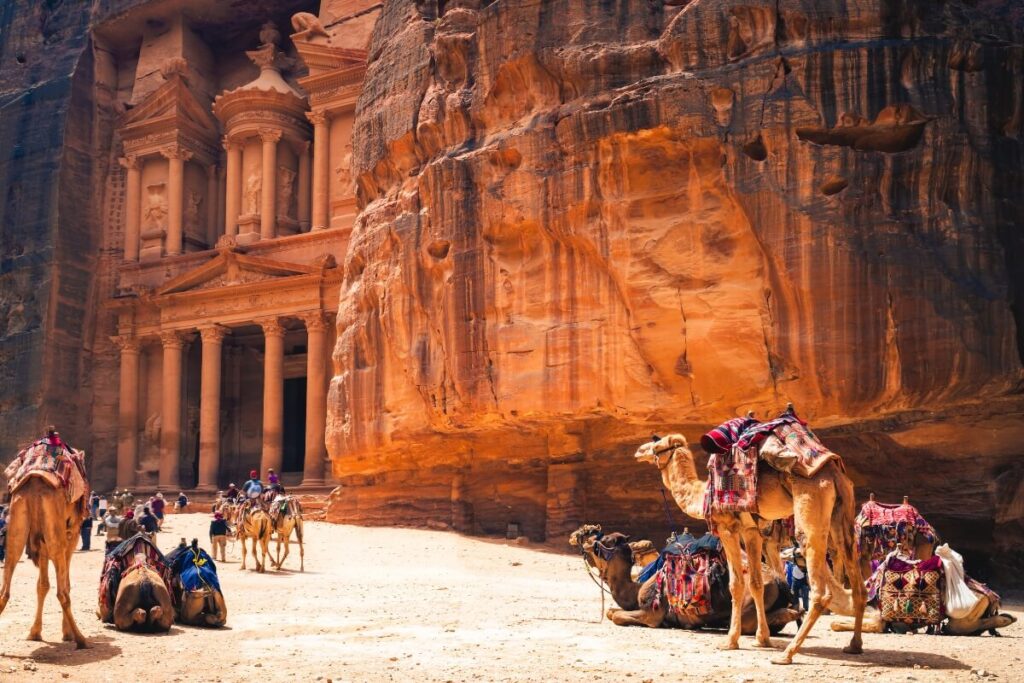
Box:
[331,0,1024,580]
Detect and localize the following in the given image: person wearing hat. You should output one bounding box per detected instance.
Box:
[151,492,166,529]
[242,470,263,499]
[209,511,231,562]
[118,508,139,540]
[225,482,240,502]
[175,491,190,512]
[103,506,123,552]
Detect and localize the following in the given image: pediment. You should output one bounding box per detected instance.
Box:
[294,43,367,77]
[121,73,220,141]
[157,250,318,296]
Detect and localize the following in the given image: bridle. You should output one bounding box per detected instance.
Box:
[652,444,676,469]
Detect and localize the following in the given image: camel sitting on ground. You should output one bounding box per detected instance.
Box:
[236,500,272,572]
[167,540,227,627]
[0,476,89,647]
[634,431,866,664]
[269,496,304,572]
[570,525,801,633]
[107,556,175,631]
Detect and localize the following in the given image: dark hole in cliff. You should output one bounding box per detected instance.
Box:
[427,240,451,259]
[16,55,26,65]
[742,136,768,161]
[821,177,849,196]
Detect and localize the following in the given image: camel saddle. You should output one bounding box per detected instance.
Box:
[99,533,176,621]
[872,554,945,627]
[855,499,938,564]
[646,532,728,618]
[4,439,89,515]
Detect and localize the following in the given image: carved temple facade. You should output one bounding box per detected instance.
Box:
[92,1,380,491]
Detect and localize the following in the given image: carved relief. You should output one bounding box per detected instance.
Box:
[244,170,262,215]
[335,142,354,194]
[144,413,162,449]
[142,183,168,238]
[291,12,330,41]
[277,166,297,218]
[185,190,203,236]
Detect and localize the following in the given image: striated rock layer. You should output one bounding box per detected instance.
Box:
[331,0,1024,580]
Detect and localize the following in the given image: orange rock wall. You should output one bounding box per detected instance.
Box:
[328,0,1024,580]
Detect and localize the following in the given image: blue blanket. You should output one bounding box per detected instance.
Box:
[166,547,221,593]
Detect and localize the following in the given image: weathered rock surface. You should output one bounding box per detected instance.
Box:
[330,0,1024,580]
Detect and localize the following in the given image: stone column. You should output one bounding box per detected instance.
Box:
[206,163,219,247]
[301,312,329,485]
[259,129,281,240]
[113,335,141,488]
[308,110,330,231]
[162,145,192,256]
[258,317,285,475]
[198,325,229,491]
[120,155,141,261]
[159,330,190,490]
[224,137,242,238]
[297,141,311,232]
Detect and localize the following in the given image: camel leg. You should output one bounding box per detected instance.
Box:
[836,530,866,655]
[740,525,773,648]
[832,610,885,633]
[29,549,49,641]
[606,606,666,628]
[277,534,290,569]
[239,534,248,570]
[298,529,304,573]
[260,533,271,573]
[717,524,746,651]
[50,538,88,648]
[0,503,30,617]
[763,533,784,577]
[773,487,833,665]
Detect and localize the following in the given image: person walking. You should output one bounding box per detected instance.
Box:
[80,516,93,551]
[209,512,230,562]
[89,491,100,520]
[138,506,159,542]
[151,492,166,529]
[97,494,109,534]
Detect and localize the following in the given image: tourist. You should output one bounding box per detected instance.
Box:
[242,470,263,499]
[104,508,123,553]
[79,516,92,551]
[225,482,239,501]
[118,509,139,540]
[121,489,134,512]
[785,547,810,612]
[267,468,281,492]
[96,494,109,534]
[89,491,100,520]
[138,506,159,540]
[209,512,230,562]
[151,492,166,529]
[176,491,190,512]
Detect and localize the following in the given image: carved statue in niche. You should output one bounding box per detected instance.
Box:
[244,170,261,215]
[259,21,281,48]
[335,142,354,194]
[185,190,203,235]
[291,12,330,41]
[277,166,296,218]
[143,183,167,233]
[144,413,161,448]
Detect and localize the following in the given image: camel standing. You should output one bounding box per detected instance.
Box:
[634,433,866,664]
[236,502,272,572]
[270,497,304,572]
[0,476,89,647]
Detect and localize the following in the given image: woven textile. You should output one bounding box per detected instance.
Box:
[703,445,759,518]
[98,533,176,622]
[700,416,759,455]
[5,440,89,516]
[965,577,1001,618]
[876,555,944,627]
[855,500,937,563]
[652,534,726,618]
[757,421,843,478]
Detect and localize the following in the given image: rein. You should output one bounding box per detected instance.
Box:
[577,533,613,623]
[653,444,684,531]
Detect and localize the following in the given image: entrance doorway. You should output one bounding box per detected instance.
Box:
[282,376,307,474]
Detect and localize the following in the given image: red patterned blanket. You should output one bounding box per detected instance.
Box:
[4,440,89,516]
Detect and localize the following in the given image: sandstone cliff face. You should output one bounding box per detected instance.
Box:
[331,0,1024,578]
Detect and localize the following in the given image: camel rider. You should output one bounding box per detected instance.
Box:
[242,471,263,499]
[225,483,239,501]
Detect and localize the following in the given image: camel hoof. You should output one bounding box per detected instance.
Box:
[754,637,774,649]
[842,644,863,655]
[149,606,163,622]
[131,608,147,625]
[771,656,794,666]
[27,631,42,642]
[75,638,89,650]
[718,639,740,651]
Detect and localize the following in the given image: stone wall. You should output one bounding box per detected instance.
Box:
[330,0,1024,580]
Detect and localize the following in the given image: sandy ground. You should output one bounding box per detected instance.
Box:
[0,513,1019,682]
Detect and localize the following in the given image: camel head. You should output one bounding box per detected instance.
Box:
[569,524,603,550]
[634,434,690,470]
[581,531,633,572]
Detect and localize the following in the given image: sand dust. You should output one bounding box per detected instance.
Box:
[0,513,1019,682]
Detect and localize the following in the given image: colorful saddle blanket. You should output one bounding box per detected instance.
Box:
[855,500,937,564]
[703,445,759,518]
[873,554,944,627]
[4,439,89,516]
[650,533,726,618]
[98,534,176,621]
[166,545,221,594]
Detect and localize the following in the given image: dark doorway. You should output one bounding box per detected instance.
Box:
[282,377,307,473]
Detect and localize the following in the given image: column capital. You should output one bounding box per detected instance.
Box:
[119,155,141,171]
[306,110,329,126]
[199,324,231,344]
[223,135,243,151]
[111,334,141,353]
[300,311,330,332]
[160,329,194,349]
[258,128,283,144]
[160,144,194,161]
[256,317,286,338]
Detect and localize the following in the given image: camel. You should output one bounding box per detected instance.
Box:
[0,472,89,647]
[570,525,801,633]
[236,500,272,572]
[167,540,227,627]
[108,556,175,631]
[634,430,866,664]
[269,496,305,572]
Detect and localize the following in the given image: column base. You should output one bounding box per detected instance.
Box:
[299,477,324,488]
[193,484,219,494]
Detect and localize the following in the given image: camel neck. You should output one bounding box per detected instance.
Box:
[603,552,640,610]
[661,450,706,520]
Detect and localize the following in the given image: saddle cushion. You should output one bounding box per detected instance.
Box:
[650,533,727,618]
[877,555,944,627]
[5,441,89,516]
[855,500,938,564]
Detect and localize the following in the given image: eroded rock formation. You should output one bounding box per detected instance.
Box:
[330,0,1024,580]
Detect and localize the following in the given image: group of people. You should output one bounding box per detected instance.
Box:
[79,489,192,553]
